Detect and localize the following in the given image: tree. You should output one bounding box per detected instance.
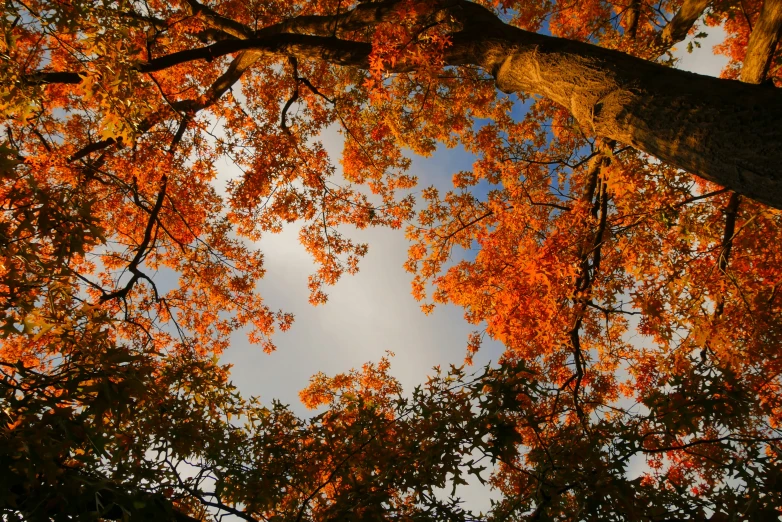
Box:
[1,0,781,520]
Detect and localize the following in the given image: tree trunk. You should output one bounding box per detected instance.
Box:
[442,2,782,209]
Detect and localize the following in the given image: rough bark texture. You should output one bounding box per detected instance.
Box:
[741,0,782,83]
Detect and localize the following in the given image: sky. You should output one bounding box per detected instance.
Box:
[214,19,730,514]
[216,112,510,414]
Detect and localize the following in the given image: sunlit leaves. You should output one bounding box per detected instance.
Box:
[1,0,781,520]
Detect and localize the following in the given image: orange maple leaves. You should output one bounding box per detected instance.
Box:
[2,0,782,519]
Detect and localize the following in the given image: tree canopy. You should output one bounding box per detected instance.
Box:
[1,0,782,520]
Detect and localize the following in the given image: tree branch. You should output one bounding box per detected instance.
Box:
[713,192,740,319]
[624,0,641,40]
[253,0,403,39]
[184,0,254,39]
[100,175,167,303]
[741,0,782,84]
[8,468,202,522]
[23,0,782,208]
[654,0,712,52]
[28,34,371,88]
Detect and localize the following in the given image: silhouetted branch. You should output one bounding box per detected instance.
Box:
[100,175,167,303]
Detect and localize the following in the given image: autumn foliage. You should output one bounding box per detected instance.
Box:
[1,0,782,520]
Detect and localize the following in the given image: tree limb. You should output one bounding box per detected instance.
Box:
[655,0,712,52]
[184,0,254,39]
[7,467,202,522]
[741,0,782,84]
[624,0,641,40]
[713,192,740,319]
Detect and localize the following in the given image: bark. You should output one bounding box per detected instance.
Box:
[741,0,782,84]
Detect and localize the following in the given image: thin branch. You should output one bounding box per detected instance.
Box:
[674,187,730,207]
[281,58,301,135]
[99,175,167,303]
[26,34,372,87]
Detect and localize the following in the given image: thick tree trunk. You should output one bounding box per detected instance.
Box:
[442,2,782,209]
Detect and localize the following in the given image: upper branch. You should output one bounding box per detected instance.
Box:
[184,0,254,39]
[654,0,712,52]
[741,0,782,84]
[624,0,641,40]
[253,0,402,38]
[25,34,372,87]
[20,0,782,208]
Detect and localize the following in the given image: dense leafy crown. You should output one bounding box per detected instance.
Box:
[1,0,781,520]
